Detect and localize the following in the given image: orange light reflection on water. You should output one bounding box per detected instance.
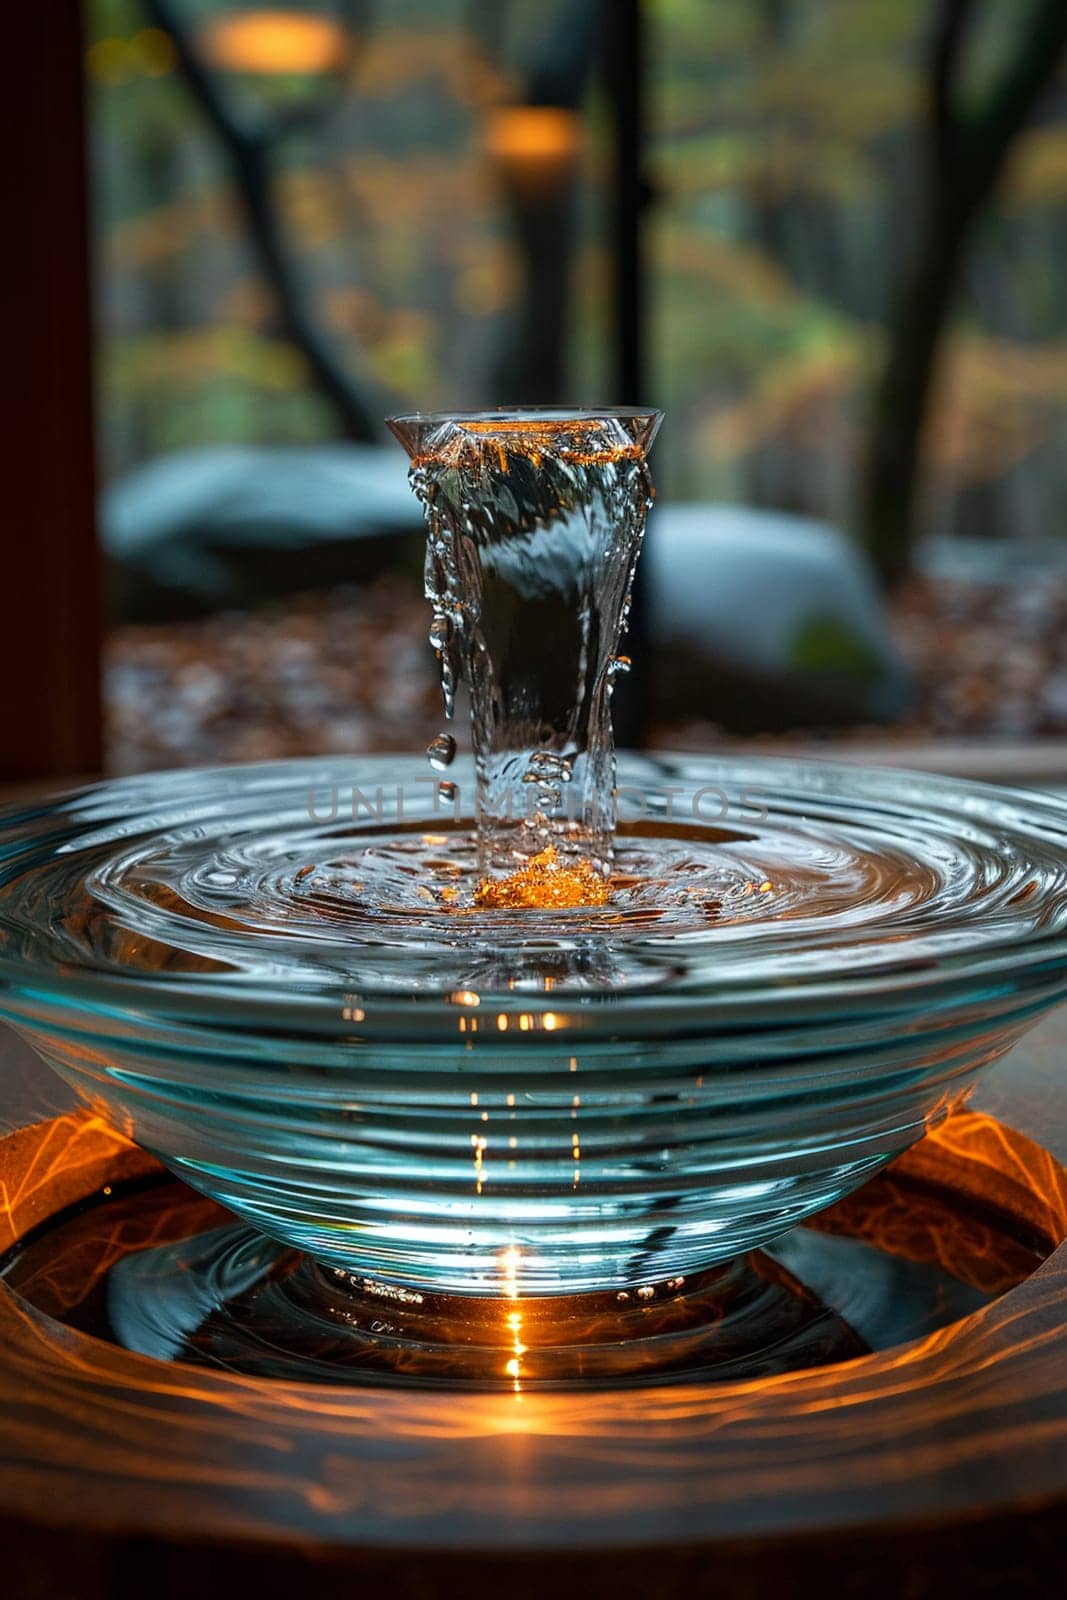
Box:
[1,1105,1063,1510]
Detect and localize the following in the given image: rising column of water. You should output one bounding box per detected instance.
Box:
[388,410,660,897]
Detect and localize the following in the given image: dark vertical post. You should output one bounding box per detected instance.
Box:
[611,0,646,407]
[605,0,650,745]
[1,3,102,780]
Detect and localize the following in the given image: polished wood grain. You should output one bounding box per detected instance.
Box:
[0,1011,1064,1597]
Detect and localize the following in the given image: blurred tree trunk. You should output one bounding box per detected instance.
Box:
[485,0,602,401]
[146,0,379,443]
[860,0,1067,587]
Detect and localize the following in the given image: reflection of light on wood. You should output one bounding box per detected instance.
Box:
[200,10,349,75]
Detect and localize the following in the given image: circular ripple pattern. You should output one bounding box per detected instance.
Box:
[1,754,1067,1296]
[0,753,1064,996]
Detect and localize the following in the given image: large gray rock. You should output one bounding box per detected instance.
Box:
[103,444,424,620]
[104,449,910,732]
[646,505,911,730]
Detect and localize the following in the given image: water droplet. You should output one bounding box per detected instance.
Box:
[429,611,453,652]
[427,733,457,772]
[522,751,571,785]
[438,780,458,803]
[610,654,631,677]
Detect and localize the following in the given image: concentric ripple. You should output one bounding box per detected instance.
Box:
[1,754,1066,1000]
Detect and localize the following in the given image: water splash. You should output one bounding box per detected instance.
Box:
[390,410,660,886]
[426,733,457,772]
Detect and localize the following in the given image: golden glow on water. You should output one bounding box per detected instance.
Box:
[4,1107,1062,1415]
[499,1247,521,1298]
[498,1249,526,1389]
[463,416,595,436]
[410,416,644,474]
[475,847,610,910]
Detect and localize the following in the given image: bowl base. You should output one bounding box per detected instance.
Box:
[1,1159,1019,1388]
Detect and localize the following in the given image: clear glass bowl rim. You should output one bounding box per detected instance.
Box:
[1,752,1067,1036]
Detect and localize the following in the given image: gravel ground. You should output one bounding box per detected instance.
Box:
[105,571,1067,774]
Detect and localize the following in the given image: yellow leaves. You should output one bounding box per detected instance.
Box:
[88,27,176,85]
[109,190,237,269]
[696,325,1067,487]
[109,328,309,395]
[364,318,437,398]
[343,153,490,232]
[322,285,385,339]
[453,251,521,318]
[658,130,876,204]
[653,223,797,307]
[322,290,436,386]
[108,150,491,286]
[701,334,869,460]
[278,169,343,249]
[946,337,1067,410]
[728,56,918,144]
[1003,125,1067,210]
[927,336,1067,483]
[221,279,275,330]
[355,29,513,109]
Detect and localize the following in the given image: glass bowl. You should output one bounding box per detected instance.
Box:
[1,753,1066,1301]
